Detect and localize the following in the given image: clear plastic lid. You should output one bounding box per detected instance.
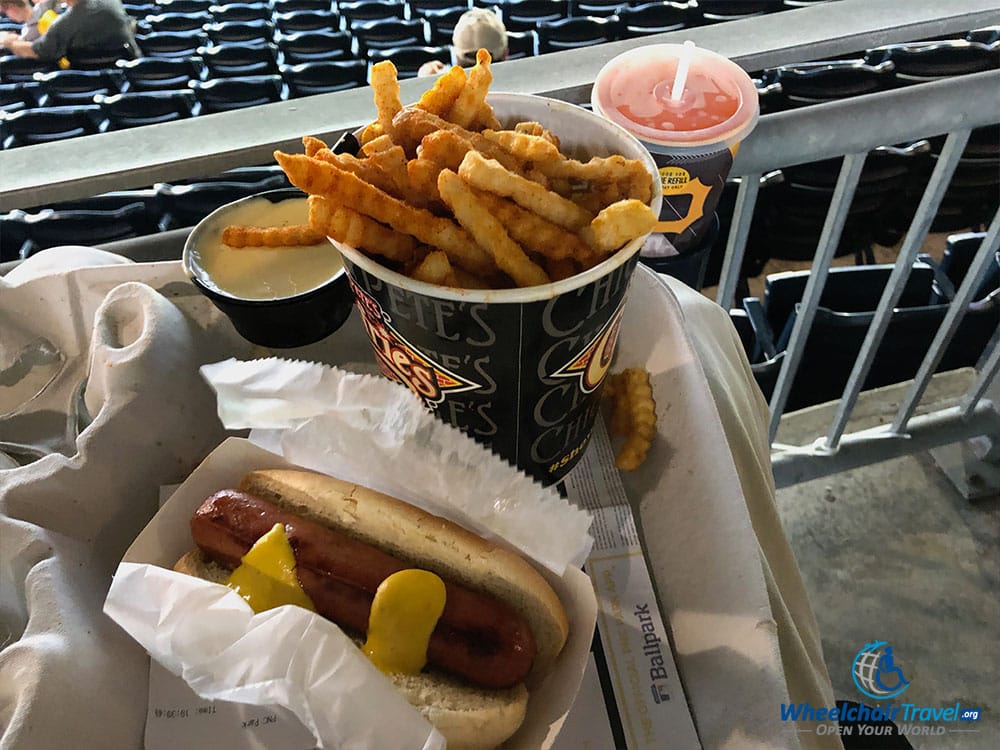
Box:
[592,44,760,152]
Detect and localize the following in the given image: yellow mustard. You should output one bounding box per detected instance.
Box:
[225,523,316,614]
[363,569,446,675]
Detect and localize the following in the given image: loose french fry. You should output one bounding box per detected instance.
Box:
[416,65,467,117]
[309,196,416,263]
[448,49,493,129]
[483,129,561,163]
[473,189,595,262]
[222,224,326,247]
[580,199,657,254]
[277,152,494,274]
[458,151,594,230]
[370,60,401,136]
[606,368,656,470]
[437,169,549,288]
[302,135,327,157]
[411,250,453,285]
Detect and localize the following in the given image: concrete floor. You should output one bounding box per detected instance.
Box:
[774,405,999,748]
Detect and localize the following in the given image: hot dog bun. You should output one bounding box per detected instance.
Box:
[174,468,570,750]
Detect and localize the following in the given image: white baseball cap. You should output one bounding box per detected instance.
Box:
[452,8,508,67]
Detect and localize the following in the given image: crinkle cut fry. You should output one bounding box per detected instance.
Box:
[608,368,656,471]
[458,151,594,231]
[415,65,466,117]
[309,196,416,263]
[482,129,561,163]
[471,188,596,263]
[539,153,654,203]
[448,49,493,129]
[370,60,402,136]
[437,169,550,288]
[393,108,526,174]
[276,151,494,275]
[222,224,326,247]
[580,199,658,255]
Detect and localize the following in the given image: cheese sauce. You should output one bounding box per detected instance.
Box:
[191,197,343,300]
[363,569,446,675]
[225,523,316,613]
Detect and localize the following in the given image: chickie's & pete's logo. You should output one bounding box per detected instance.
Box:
[550,297,625,393]
[351,280,480,405]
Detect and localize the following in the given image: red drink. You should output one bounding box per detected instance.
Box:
[593,45,759,253]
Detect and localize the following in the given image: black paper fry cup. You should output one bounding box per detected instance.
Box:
[333,93,662,485]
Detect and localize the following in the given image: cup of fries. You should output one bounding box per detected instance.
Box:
[183,188,354,348]
[275,53,662,483]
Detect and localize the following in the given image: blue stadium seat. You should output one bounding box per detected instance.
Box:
[423,6,467,45]
[95,89,198,129]
[198,43,281,77]
[0,55,55,83]
[864,40,1000,84]
[338,0,407,29]
[504,29,536,59]
[140,11,213,33]
[568,0,626,18]
[770,59,896,106]
[270,0,333,12]
[33,69,124,107]
[616,2,691,38]
[966,26,1000,45]
[117,56,206,91]
[272,9,341,32]
[6,204,153,256]
[155,0,213,12]
[274,29,354,63]
[156,175,290,229]
[66,43,139,70]
[1,105,104,149]
[280,59,368,95]
[208,2,270,21]
[367,45,450,78]
[353,18,429,55]
[695,0,782,24]
[122,3,157,17]
[406,0,470,18]
[535,16,617,53]
[136,31,210,58]
[188,74,287,114]
[1,81,41,109]
[496,0,569,32]
[203,19,276,44]
[39,188,164,234]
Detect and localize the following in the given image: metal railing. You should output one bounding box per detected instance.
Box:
[2,0,998,488]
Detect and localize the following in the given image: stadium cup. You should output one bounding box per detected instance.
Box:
[592,44,759,254]
[333,92,662,485]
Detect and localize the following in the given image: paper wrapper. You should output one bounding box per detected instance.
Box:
[201,358,594,576]
[103,366,598,750]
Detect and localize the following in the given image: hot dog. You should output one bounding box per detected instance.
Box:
[173,469,569,750]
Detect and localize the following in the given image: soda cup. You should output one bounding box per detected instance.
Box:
[592,43,759,254]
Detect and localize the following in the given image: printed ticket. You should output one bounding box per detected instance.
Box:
[563,419,702,750]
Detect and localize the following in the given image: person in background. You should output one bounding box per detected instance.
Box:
[20,0,59,41]
[417,8,508,78]
[0,0,137,61]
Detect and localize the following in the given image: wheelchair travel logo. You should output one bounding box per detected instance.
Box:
[852,641,911,701]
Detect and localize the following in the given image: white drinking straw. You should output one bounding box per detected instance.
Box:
[671,40,696,102]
